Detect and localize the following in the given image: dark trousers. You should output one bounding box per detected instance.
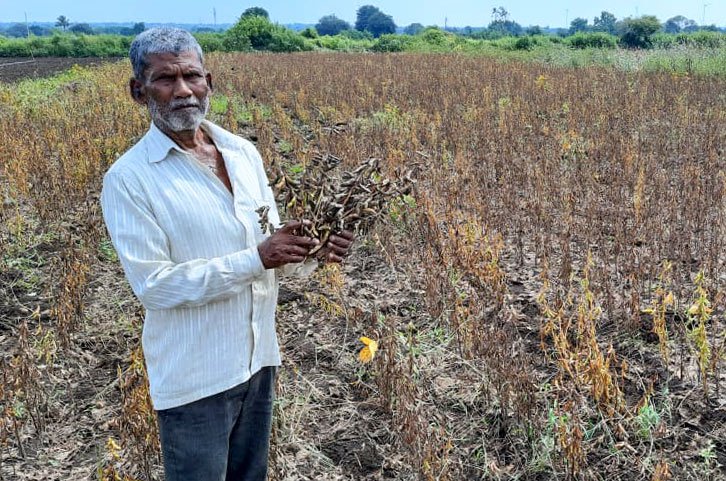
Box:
[156,367,276,481]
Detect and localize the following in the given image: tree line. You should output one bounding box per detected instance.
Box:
[3,5,723,40]
[0,5,723,57]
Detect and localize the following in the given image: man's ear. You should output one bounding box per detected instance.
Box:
[129,78,146,105]
[206,72,213,92]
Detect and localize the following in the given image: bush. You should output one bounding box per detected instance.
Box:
[648,31,722,50]
[514,36,535,50]
[687,31,724,48]
[618,16,661,49]
[224,15,309,52]
[266,28,310,52]
[300,27,318,39]
[651,33,675,49]
[371,34,414,52]
[0,34,130,57]
[0,37,32,56]
[567,32,618,49]
[194,32,226,53]
[225,15,274,51]
[48,34,74,56]
[491,36,518,50]
[310,34,371,52]
[340,29,373,41]
[420,27,450,46]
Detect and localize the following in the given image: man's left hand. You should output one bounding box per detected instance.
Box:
[318,230,355,263]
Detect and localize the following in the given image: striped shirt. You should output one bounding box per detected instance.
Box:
[101,120,283,410]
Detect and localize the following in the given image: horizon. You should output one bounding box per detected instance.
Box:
[3,1,725,30]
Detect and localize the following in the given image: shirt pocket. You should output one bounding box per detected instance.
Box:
[235,197,275,245]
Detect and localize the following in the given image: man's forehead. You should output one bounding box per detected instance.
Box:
[146,51,203,70]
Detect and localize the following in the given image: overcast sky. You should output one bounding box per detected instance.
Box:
[2,0,724,28]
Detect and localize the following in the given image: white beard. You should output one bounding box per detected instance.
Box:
[148,94,210,133]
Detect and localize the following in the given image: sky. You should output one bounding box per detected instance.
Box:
[1,0,724,28]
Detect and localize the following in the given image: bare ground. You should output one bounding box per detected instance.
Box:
[0,57,123,83]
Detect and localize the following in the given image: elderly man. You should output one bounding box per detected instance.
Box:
[101,27,353,481]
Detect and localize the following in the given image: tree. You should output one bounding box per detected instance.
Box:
[617,16,661,48]
[525,25,543,36]
[226,15,273,50]
[315,15,350,36]
[663,15,696,34]
[4,23,29,38]
[224,14,308,52]
[355,5,396,37]
[355,5,380,31]
[403,23,424,35]
[69,23,94,35]
[488,7,522,37]
[132,22,146,35]
[488,19,523,37]
[56,15,70,31]
[593,11,617,34]
[29,25,51,36]
[365,11,396,37]
[569,17,589,35]
[241,7,269,19]
[491,7,509,23]
[300,27,318,39]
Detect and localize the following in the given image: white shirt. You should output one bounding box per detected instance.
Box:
[101,120,283,410]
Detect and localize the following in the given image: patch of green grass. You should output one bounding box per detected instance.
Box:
[98,239,118,263]
[635,403,660,439]
[277,139,294,154]
[209,93,229,115]
[1,63,103,108]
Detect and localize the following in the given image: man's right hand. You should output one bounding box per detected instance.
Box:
[257,220,319,269]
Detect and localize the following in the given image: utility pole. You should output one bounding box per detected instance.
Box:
[444,16,448,31]
[702,3,710,25]
[213,7,217,29]
[24,12,30,38]
[565,9,568,26]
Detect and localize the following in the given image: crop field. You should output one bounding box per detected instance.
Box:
[0,52,724,480]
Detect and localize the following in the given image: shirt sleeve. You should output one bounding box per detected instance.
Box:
[101,170,266,311]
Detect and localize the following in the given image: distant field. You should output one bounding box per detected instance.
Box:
[0,56,122,82]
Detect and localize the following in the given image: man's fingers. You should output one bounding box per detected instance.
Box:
[338,230,355,241]
[328,235,352,249]
[289,235,318,249]
[286,244,314,257]
[278,219,314,234]
[278,220,303,234]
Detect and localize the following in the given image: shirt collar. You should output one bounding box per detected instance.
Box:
[143,120,235,163]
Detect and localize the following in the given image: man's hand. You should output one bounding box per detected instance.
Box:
[317,230,355,263]
[257,221,319,269]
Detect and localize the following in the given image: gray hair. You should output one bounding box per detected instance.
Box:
[129,27,204,80]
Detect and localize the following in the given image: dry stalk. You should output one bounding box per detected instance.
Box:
[265,154,416,253]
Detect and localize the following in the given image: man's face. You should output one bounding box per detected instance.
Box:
[130,51,212,133]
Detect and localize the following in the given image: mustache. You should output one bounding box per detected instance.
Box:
[169,99,201,110]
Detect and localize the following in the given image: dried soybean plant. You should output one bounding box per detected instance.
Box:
[258,153,417,252]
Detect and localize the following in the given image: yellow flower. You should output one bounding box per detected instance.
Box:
[663,292,674,306]
[358,337,378,363]
[535,74,549,89]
